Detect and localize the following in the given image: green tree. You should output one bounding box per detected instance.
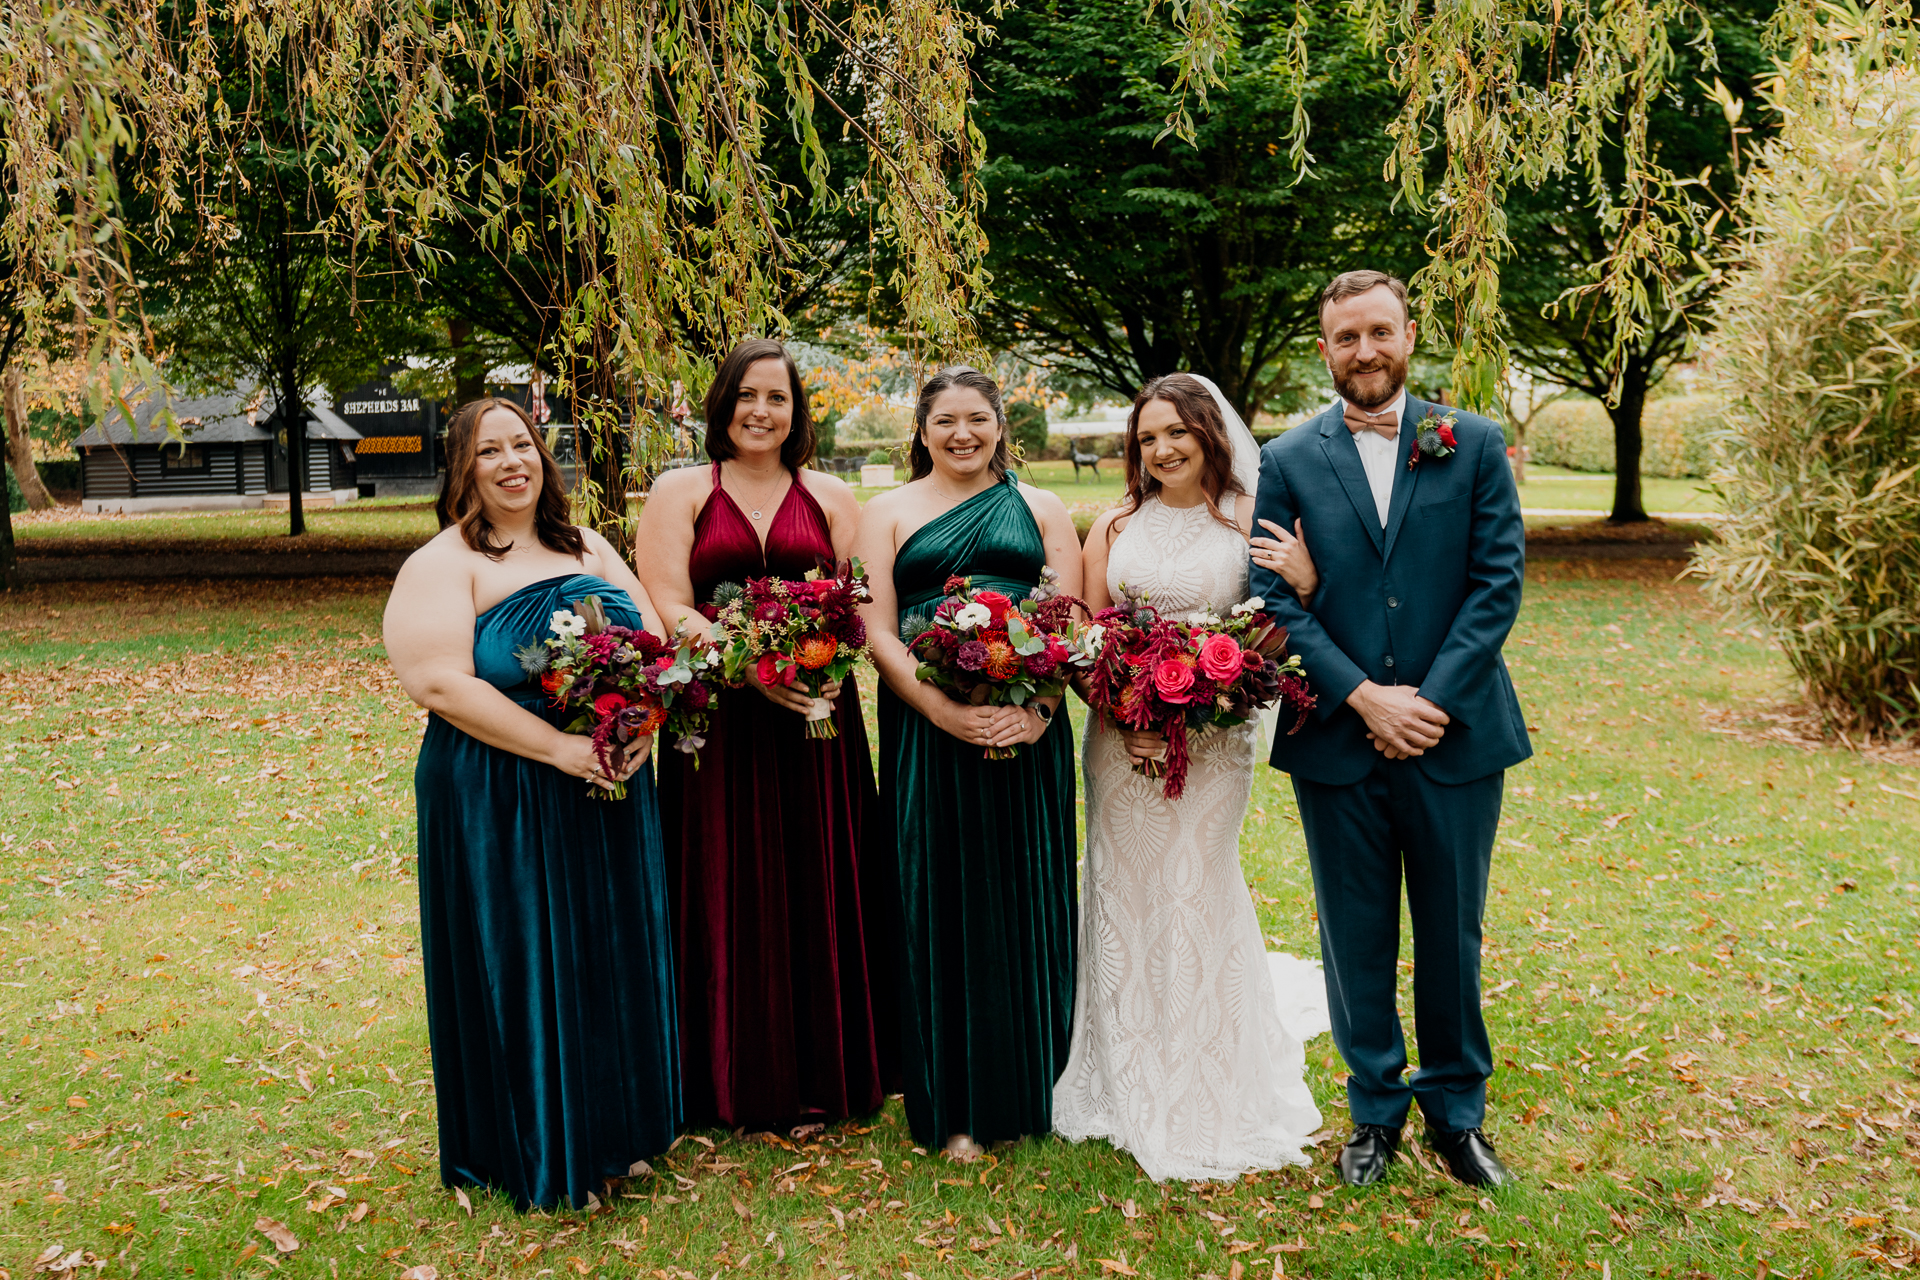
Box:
[136,54,437,536]
[972,0,1419,418]
[1500,0,1771,522]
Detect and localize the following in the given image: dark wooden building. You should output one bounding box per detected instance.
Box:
[76,384,362,513]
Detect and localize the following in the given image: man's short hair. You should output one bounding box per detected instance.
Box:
[1319,270,1410,332]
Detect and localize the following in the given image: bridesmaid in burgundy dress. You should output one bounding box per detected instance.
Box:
[635,338,895,1131]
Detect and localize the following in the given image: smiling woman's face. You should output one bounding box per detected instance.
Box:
[1133,397,1206,493]
[921,386,1000,481]
[727,357,794,458]
[471,407,543,519]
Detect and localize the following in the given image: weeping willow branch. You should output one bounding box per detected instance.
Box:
[2,0,988,535]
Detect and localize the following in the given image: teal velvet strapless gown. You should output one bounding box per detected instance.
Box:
[880,475,1079,1146]
[414,574,680,1210]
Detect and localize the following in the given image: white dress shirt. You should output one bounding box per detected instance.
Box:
[1342,391,1406,528]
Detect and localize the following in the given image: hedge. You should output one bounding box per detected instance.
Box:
[1525,394,1718,477]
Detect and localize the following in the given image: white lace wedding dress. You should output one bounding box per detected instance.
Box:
[1053,496,1330,1182]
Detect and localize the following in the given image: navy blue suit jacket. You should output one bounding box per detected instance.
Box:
[1248,398,1531,786]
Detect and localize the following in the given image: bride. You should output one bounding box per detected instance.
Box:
[1054,372,1330,1182]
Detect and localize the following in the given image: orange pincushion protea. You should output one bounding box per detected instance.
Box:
[795,634,840,670]
[982,636,1020,681]
[633,705,670,737]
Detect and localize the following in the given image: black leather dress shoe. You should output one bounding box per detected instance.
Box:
[1426,1126,1513,1187]
[1337,1124,1402,1186]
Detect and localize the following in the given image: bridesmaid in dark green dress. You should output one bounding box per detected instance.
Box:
[385,398,679,1210]
[854,367,1086,1159]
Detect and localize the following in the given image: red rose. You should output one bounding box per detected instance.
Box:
[756,654,797,688]
[1195,633,1244,682]
[1437,422,1457,448]
[593,692,630,718]
[972,590,1014,623]
[1152,656,1195,704]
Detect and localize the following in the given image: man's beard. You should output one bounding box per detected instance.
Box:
[1330,352,1408,412]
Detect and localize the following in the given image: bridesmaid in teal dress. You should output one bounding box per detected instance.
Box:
[385,397,679,1210]
[854,367,1086,1159]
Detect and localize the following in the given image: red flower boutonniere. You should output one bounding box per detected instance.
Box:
[1407,408,1461,471]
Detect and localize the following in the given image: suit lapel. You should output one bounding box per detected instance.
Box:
[1380,396,1425,565]
[1317,408,1386,559]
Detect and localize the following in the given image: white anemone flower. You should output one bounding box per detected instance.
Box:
[951,602,993,630]
[550,609,588,638]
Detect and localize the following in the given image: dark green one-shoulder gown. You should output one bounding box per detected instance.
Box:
[880,475,1079,1146]
[414,574,680,1210]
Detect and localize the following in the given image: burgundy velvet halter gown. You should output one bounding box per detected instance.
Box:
[656,463,896,1130]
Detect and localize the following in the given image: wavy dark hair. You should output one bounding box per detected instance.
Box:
[1111,373,1245,541]
[702,338,816,470]
[436,396,585,562]
[909,365,1012,482]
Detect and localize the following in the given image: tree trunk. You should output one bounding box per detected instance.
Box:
[280,367,307,537]
[1513,420,1527,486]
[448,317,485,404]
[1606,362,1651,524]
[565,355,633,548]
[2,367,52,510]
[0,467,17,590]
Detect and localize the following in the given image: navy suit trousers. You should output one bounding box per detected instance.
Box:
[1292,761,1503,1133]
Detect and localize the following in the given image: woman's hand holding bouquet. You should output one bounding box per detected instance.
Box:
[708,562,874,738]
[901,567,1100,759]
[514,596,723,797]
[1083,589,1316,799]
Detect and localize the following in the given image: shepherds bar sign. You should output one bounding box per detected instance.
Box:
[340,397,421,416]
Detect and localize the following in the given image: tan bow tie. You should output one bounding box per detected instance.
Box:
[1344,404,1399,440]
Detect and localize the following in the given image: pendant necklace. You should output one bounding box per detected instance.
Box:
[730,465,786,521]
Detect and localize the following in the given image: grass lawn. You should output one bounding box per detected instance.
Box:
[1515,467,1718,516]
[4,567,1918,1278]
[10,499,441,545]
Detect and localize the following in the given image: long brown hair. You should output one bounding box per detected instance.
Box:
[909,366,1013,481]
[1113,373,1245,540]
[436,397,585,562]
[702,338,817,470]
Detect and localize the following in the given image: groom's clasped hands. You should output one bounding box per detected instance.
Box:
[1348,679,1451,760]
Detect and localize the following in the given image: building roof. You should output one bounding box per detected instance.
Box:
[74,382,360,448]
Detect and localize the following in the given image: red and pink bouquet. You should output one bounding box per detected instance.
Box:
[514,596,722,797]
[901,567,1098,759]
[708,562,873,739]
[1085,590,1315,799]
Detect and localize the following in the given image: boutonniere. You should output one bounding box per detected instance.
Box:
[1407,408,1460,471]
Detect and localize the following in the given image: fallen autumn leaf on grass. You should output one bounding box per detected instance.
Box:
[254,1216,299,1252]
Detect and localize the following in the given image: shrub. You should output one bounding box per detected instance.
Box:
[814,409,840,460]
[1527,394,1717,477]
[1692,65,1920,738]
[1005,400,1049,459]
[840,403,914,443]
[865,447,893,467]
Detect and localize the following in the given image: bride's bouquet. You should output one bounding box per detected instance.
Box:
[1085,590,1315,799]
[514,597,722,797]
[708,562,872,739]
[901,567,1100,759]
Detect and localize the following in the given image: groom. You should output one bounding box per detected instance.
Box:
[1247,270,1530,1188]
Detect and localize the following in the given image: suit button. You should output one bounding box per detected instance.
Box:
[1387,597,1399,608]
[1384,656,1395,668]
